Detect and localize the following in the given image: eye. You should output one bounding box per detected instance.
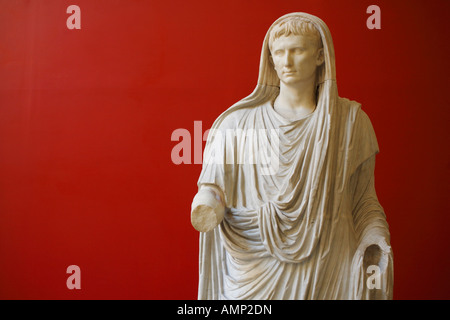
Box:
[294,48,305,54]
[273,50,284,57]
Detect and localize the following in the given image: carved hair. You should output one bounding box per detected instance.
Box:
[268,16,323,52]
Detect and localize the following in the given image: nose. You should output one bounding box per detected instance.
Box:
[283,52,293,67]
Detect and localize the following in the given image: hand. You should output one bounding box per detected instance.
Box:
[356,236,391,273]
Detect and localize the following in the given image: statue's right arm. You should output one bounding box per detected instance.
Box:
[191,184,225,233]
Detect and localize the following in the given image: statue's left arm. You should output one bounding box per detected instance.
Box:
[351,155,392,273]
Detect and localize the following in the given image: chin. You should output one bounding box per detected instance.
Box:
[281,77,302,85]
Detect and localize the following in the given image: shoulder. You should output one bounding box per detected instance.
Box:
[336,98,380,171]
[339,97,379,154]
[212,105,257,131]
[338,97,373,128]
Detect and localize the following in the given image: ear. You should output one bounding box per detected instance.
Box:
[316,48,325,66]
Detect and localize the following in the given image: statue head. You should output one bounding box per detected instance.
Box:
[210,13,337,129]
[268,16,325,88]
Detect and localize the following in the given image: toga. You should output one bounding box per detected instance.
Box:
[195,12,393,300]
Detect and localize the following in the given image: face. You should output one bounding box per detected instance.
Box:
[270,34,324,87]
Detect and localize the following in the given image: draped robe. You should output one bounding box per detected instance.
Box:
[194,13,393,300]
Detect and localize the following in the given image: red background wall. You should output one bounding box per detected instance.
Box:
[0,0,448,299]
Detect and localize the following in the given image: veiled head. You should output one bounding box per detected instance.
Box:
[257,13,336,88]
[268,17,325,87]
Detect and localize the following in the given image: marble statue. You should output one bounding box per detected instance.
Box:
[191,12,393,300]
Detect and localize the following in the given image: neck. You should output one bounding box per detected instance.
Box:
[277,80,317,112]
